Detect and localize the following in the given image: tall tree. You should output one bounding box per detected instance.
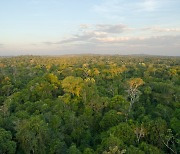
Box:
[127,78,144,113]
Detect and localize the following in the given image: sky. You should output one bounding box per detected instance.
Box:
[0,0,180,56]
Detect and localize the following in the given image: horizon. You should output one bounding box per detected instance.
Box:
[0,53,179,58]
[0,0,180,56]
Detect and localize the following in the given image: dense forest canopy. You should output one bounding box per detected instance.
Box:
[0,55,179,154]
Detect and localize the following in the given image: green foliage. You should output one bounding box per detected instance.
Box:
[16,116,49,154]
[62,76,84,97]
[139,142,163,154]
[0,55,179,153]
[126,145,144,154]
[0,128,16,154]
[48,139,67,154]
[97,134,125,153]
[83,148,94,154]
[171,117,180,134]
[107,123,136,145]
[100,110,122,130]
[68,144,82,154]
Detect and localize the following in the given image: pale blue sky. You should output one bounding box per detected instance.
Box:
[0,0,180,56]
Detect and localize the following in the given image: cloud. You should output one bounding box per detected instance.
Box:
[58,33,97,44]
[40,23,180,56]
[97,35,180,46]
[143,27,180,32]
[96,24,131,33]
[43,42,56,45]
[2,34,180,56]
[137,35,180,46]
[93,0,162,19]
[92,0,180,20]
[43,23,180,48]
[80,24,91,29]
[42,33,95,45]
[140,0,158,12]
[56,24,130,44]
[96,36,142,43]
[57,35,180,56]
[61,31,107,44]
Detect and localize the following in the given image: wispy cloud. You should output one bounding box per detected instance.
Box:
[43,24,180,47]
[80,24,91,29]
[96,24,132,34]
[96,36,143,43]
[143,27,180,32]
[57,35,180,56]
[43,24,131,45]
[140,0,158,12]
[42,42,56,45]
[93,0,161,19]
[43,31,107,45]
[97,35,180,46]
[92,0,180,21]
[58,24,130,44]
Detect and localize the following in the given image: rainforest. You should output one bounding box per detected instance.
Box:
[0,55,179,154]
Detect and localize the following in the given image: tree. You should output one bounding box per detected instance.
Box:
[97,134,125,154]
[160,129,177,154]
[16,116,49,154]
[100,110,122,130]
[139,142,163,154]
[109,95,129,120]
[83,148,94,154]
[134,124,146,143]
[0,128,16,154]
[67,144,82,154]
[126,145,144,154]
[107,123,136,145]
[62,76,84,97]
[0,55,179,153]
[127,78,144,113]
[82,77,96,104]
[103,146,126,154]
[48,139,67,154]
